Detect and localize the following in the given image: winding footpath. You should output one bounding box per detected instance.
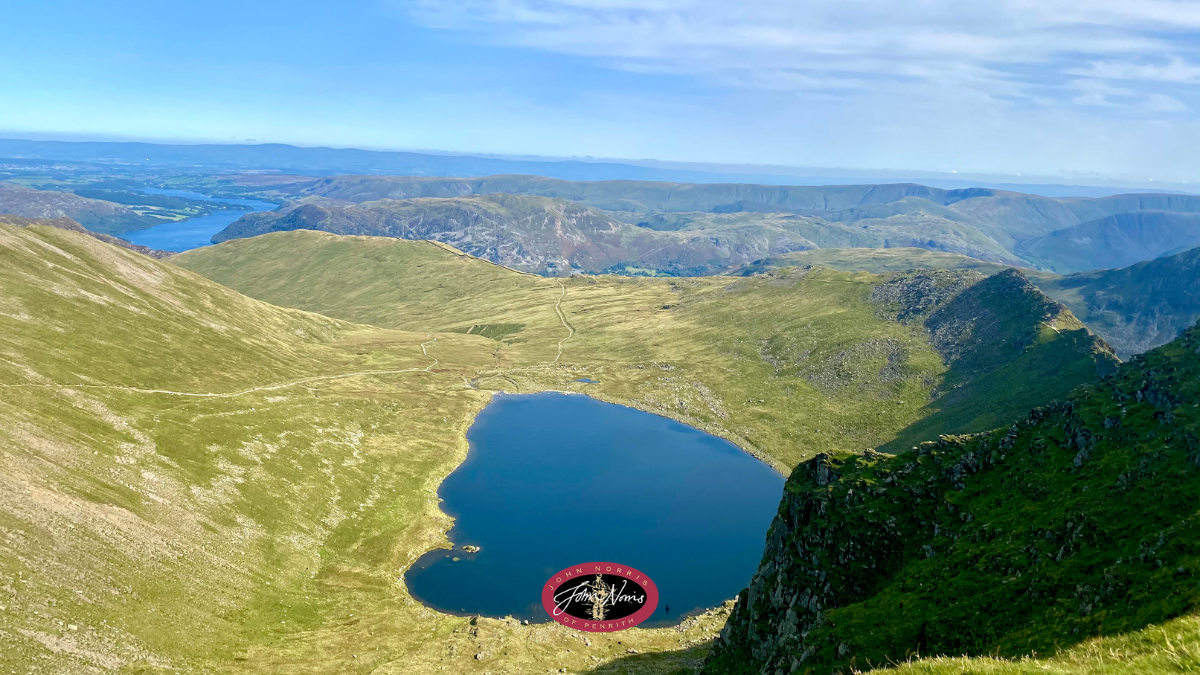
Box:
[552,279,575,365]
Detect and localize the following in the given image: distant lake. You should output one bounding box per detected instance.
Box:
[120,189,275,252]
[405,392,784,626]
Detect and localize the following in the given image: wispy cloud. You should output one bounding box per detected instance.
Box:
[400,0,1200,111]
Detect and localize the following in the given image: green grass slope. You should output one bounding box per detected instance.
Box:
[882,269,1119,451]
[0,213,173,258]
[731,247,1015,276]
[0,225,1139,674]
[705,320,1200,674]
[175,230,1110,469]
[0,223,738,674]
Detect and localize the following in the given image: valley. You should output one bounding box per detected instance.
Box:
[1,152,1198,675]
[0,219,1131,674]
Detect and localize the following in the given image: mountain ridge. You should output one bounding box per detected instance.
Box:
[704,319,1200,674]
[208,174,1200,274]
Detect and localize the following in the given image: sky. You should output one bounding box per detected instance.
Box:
[3,0,1200,183]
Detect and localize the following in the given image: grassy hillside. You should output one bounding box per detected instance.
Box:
[704,320,1200,674]
[729,246,1200,365]
[175,230,1113,469]
[1038,245,1200,358]
[731,247,1014,276]
[0,223,746,674]
[880,269,1118,451]
[0,213,173,258]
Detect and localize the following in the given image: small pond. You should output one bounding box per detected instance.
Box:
[120,188,275,252]
[405,392,784,626]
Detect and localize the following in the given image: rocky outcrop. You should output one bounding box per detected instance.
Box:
[705,322,1200,674]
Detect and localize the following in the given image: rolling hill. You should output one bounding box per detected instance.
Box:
[731,245,1200,361]
[0,223,742,674]
[0,213,172,258]
[175,230,1116,467]
[731,247,1015,276]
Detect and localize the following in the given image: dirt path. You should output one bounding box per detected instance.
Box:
[0,337,440,399]
[552,279,574,365]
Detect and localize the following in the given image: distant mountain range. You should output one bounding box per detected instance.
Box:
[213,174,1200,276]
[0,137,1188,198]
[5,147,1200,358]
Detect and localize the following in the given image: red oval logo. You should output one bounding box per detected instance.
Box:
[541,562,659,632]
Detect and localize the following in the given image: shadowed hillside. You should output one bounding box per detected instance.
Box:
[705,321,1200,674]
[1038,245,1200,358]
[1023,211,1200,273]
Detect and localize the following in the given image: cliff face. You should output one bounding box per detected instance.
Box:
[705,322,1200,674]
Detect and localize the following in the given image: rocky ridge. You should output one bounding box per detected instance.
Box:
[704,321,1200,674]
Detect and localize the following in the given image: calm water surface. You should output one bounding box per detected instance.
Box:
[405,392,784,626]
[120,189,275,252]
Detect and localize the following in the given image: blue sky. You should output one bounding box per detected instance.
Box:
[3,0,1200,182]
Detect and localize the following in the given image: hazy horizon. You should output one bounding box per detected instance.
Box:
[1,132,1194,195]
[5,1,1200,185]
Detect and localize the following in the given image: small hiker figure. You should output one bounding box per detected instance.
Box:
[664,604,670,615]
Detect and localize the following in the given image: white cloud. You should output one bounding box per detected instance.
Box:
[400,0,1200,111]
[1069,58,1200,83]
